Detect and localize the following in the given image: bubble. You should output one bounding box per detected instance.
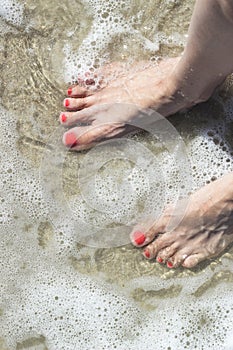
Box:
[0,0,24,30]
[39,104,193,248]
[1,83,233,350]
[63,0,162,83]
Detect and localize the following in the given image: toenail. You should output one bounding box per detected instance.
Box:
[64,132,78,147]
[64,99,70,107]
[60,114,67,123]
[67,88,72,96]
[167,261,173,268]
[157,257,163,264]
[144,249,150,258]
[133,231,146,245]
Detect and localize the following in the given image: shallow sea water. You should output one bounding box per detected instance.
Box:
[1,0,233,349]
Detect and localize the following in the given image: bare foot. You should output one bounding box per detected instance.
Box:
[130,172,233,269]
[60,57,209,150]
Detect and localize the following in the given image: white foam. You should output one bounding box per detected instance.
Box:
[63,0,161,83]
[0,0,23,29]
[1,94,233,349]
[1,267,143,349]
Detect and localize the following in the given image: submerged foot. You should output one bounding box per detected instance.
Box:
[59,58,232,268]
[60,57,212,150]
[130,173,233,269]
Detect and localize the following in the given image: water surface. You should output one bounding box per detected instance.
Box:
[1,0,233,349]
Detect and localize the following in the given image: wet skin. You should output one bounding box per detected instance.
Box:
[60,58,192,150]
[60,60,233,269]
[131,172,233,269]
[60,0,233,268]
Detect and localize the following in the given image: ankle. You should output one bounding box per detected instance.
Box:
[170,56,226,107]
[155,71,197,116]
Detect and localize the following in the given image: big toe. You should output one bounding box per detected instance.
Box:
[130,215,168,247]
[62,125,97,149]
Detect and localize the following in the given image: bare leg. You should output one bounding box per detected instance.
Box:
[130,0,233,268]
[61,0,233,149]
[60,0,233,268]
[173,0,233,105]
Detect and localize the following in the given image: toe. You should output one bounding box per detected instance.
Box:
[63,122,126,150]
[182,252,207,268]
[67,85,94,98]
[63,125,99,148]
[130,215,168,247]
[59,111,91,126]
[156,243,179,264]
[181,241,226,268]
[141,234,174,258]
[59,105,103,126]
[63,96,94,111]
[167,248,192,268]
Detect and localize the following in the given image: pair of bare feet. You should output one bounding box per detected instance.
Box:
[59,58,233,269]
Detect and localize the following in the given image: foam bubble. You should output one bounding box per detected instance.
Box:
[0,0,24,29]
[1,267,143,349]
[63,0,161,82]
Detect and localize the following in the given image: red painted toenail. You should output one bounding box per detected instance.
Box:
[144,249,150,258]
[167,261,173,268]
[65,132,78,147]
[157,257,163,263]
[67,88,72,96]
[133,231,146,245]
[61,114,67,123]
[64,99,70,107]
